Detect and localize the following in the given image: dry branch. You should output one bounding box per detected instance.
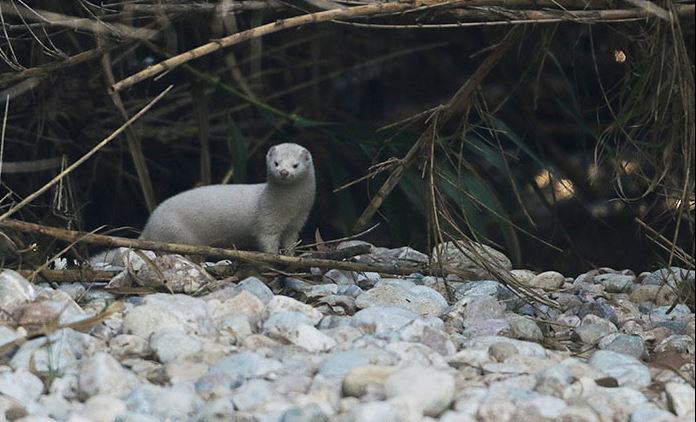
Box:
[18,268,114,283]
[353,29,518,232]
[0,2,158,39]
[0,46,109,86]
[111,1,415,92]
[0,218,427,276]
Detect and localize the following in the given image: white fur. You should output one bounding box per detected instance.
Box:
[141,143,315,253]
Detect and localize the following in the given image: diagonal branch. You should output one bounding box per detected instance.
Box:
[352,28,519,232]
[0,1,158,39]
[110,1,417,92]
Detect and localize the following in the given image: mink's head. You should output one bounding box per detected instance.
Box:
[266,143,314,185]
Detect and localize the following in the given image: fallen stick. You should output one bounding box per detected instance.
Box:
[18,268,114,283]
[0,218,428,276]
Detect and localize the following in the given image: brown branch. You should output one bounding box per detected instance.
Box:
[0,2,158,39]
[18,268,114,283]
[111,1,415,92]
[0,46,109,86]
[0,218,428,276]
[100,46,158,212]
[353,28,519,232]
[445,4,695,22]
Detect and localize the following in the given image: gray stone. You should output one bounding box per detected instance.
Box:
[0,368,43,408]
[575,314,618,345]
[431,241,512,280]
[595,274,635,293]
[383,366,455,416]
[281,404,329,422]
[10,328,103,374]
[342,365,397,397]
[461,318,510,338]
[319,350,371,379]
[400,319,455,356]
[589,350,651,388]
[211,290,265,325]
[355,283,447,318]
[488,342,519,362]
[463,336,546,357]
[74,395,127,422]
[643,267,694,288]
[232,379,274,411]
[192,397,236,421]
[123,294,215,338]
[77,352,140,398]
[322,269,356,285]
[350,401,401,422]
[665,382,695,416]
[535,364,574,396]
[0,269,37,309]
[149,329,202,363]
[528,271,565,290]
[286,324,337,352]
[454,280,510,300]
[600,334,646,359]
[218,314,253,342]
[209,352,282,380]
[453,295,506,322]
[629,407,679,422]
[109,334,150,359]
[351,306,419,336]
[264,295,323,325]
[507,316,544,343]
[123,383,201,421]
[263,311,314,338]
[237,276,274,303]
[134,254,214,293]
[655,335,695,355]
[194,371,244,397]
[353,272,381,289]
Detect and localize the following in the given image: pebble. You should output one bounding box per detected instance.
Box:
[0,250,692,421]
[528,271,565,290]
[589,350,651,388]
[599,333,646,359]
[355,282,448,317]
[575,314,618,345]
[0,270,37,309]
[665,382,695,416]
[149,329,202,363]
[594,273,635,293]
[384,367,455,416]
[431,241,512,280]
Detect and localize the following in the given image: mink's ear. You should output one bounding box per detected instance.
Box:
[302,149,311,161]
[267,146,276,158]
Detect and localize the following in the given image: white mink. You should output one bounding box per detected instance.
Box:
[141,143,315,253]
[91,143,315,266]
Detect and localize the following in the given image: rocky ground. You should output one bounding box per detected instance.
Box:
[0,241,694,422]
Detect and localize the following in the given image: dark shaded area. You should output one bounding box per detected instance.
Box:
[1,1,693,274]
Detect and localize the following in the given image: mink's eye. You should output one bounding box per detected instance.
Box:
[274,161,279,167]
[292,163,299,169]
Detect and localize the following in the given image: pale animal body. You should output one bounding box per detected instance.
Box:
[142,143,315,253]
[91,143,315,265]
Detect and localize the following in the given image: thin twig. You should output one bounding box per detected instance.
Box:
[0,1,158,39]
[111,1,416,92]
[0,86,172,221]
